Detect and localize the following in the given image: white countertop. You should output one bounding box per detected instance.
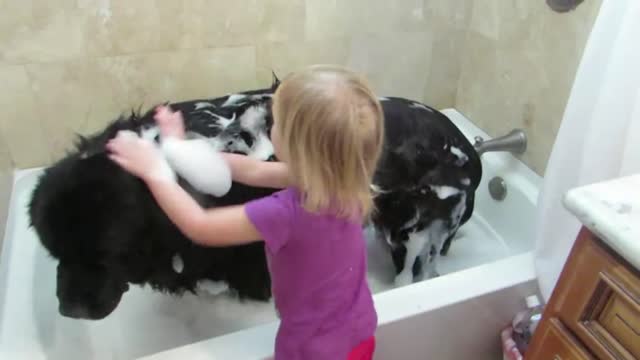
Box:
[563,174,640,270]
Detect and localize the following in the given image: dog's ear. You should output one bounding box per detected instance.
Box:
[74,134,90,152]
[271,70,280,89]
[74,134,105,159]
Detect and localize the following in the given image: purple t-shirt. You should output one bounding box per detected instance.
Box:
[245,188,377,360]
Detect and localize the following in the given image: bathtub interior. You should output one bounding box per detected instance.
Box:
[0,109,540,359]
[442,108,542,255]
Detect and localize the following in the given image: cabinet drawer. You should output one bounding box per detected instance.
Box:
[599,292,640,357]
[528,228,640,359]
[526,318,594,360]
[585,277,640,359]
[543,228,640,359]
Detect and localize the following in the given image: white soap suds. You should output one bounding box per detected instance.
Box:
[140,126,160,142]
[450,146,469,165]
[196,280,230,296]
[410,102,434,112]
[370,184,390,194]
[222,94,246,107]
[172,254,184,274]
[429,185,461,199]
[248,132,274,160]
[161,138,232,197]
[239,106,267,130]
[202,110,235,129]
[194,102,215,110]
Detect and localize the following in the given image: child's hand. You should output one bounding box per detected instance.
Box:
[155,106,186,139]
[107,131,175,182]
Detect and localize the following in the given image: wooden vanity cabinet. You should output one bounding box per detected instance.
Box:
[526,227,640,360]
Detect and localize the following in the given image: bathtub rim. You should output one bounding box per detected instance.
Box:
[136,252,537,360]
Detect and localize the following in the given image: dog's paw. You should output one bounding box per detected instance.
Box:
[426,269,440,279]
[394,271,413,287]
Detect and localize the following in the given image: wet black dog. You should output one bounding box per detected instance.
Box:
[371,97,481,285]
[29,81,481,320]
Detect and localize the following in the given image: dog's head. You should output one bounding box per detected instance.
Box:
[29,148,149,319]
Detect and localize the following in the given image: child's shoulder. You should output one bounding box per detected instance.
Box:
[274,187,298,198]
[249,187,300,215]
[268,187,300,206]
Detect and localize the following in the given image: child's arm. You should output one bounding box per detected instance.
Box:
[154,104,290,190]
[144,176,260,246]
[221,153,291,189]
[107,131,261,247]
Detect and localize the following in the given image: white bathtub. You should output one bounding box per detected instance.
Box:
[0,109,541,360]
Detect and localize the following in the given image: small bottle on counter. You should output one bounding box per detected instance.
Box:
[512,295,543,353]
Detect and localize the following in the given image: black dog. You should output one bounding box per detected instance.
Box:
[28,81,481,320]
[371,98,481,285]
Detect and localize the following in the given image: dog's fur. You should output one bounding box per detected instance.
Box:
[28,80,481,320]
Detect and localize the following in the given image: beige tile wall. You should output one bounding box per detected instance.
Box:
[456,0,602,174]
[0,0,600,174]
[0,0,466,168]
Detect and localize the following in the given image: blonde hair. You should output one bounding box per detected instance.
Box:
[272,65,384,219]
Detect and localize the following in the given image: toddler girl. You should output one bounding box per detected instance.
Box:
[107,65,384,360]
